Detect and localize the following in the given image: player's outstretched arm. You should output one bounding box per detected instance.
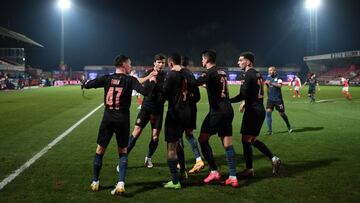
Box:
[83,76,106,89]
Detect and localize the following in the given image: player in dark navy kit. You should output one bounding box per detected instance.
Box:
[162,53,197,189]
[179,56,205,174]
[230,52,281,178]
[125,54,167,169]
[196,50,238,187]
[83,55,156,195]
[264,66,292,135]
[303,73,320,103]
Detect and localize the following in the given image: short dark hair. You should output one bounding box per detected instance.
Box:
[168,53,182,65]
[154,53,166,61]
[240,52,255,63]
[181,56,189,67]
[202,49,216,63]
[114,55,130,67]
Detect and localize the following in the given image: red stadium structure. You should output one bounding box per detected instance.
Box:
[304,50,360,85]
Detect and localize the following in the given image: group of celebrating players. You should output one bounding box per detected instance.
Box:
[81,50,310,195]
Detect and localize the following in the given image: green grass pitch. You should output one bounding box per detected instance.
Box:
[0,85,359,202]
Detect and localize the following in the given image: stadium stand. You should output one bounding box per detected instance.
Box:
[304,50,360,85]
[0,26,45,90]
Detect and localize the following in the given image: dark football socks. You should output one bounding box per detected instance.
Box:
[253,140,273,160]
[186,133,201,159]
[266,111,272,132]
[127,135,138,154]
[167,159,179,184]
[200,141,217,170]
[242,142,253,169]
[225,145,237,177]
[147,139,159,158]
[93,153,103,181]
[118,153,128,182]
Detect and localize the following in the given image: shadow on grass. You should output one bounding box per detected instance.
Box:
[121,180,165,197]
[127,162,168,169]
[241,158,339,187]
[276,126,324,134]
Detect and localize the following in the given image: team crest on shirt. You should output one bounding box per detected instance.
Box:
[136,118,141,124]
[111,79,120,85]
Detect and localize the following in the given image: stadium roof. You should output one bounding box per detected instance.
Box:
[0,26,44,48]
[304,50,360,73]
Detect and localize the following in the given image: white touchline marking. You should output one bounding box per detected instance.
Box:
[0,103,104,190]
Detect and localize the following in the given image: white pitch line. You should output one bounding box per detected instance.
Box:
[0,103,103,190]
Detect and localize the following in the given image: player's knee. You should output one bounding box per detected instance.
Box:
[133,126,142,137]
[152,135,159,141]
[241,135,256,143]
[167,142,178,158]
[118,147,127,154]
[266,108,272,112]
[96,145,106,154]
[198,133,210,143]
[222,136,233,148]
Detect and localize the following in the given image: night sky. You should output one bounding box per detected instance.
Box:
[1,0,359,70]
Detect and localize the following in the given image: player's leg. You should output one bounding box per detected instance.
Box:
[252,107,281,176]
[176,132,187,180]
[200,113,221,183]
[91,121,113,192]
[266,100,274,134]
[127,109,150,154]
[240,134,255,177]
[276,102,292,133]
[343,87,352,100]
[186,128,205,174]
[293,88,296,97]
[112,123,129,195]
[145,113,162,167]
[164,124,181,189]
[221,135,239,187]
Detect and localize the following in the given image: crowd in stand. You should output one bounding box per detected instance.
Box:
[0,71,56,90]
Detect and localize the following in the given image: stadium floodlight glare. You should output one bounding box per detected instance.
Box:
[305,0,321,10]
[57,0,71,68]
[58,0,71,10]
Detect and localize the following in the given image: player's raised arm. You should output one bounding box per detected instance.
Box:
[83,76,106,89]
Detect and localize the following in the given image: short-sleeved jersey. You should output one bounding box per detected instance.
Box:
[197,66,231,112]
[306,78,317,90]
[141,69,166,111]
[266,74,283,101]
[230,68,264,108]
[341,78,349,87]
[84,73,154,120]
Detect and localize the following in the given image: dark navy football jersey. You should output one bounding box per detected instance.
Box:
[266,74,283,101]
[84,73,154,115]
